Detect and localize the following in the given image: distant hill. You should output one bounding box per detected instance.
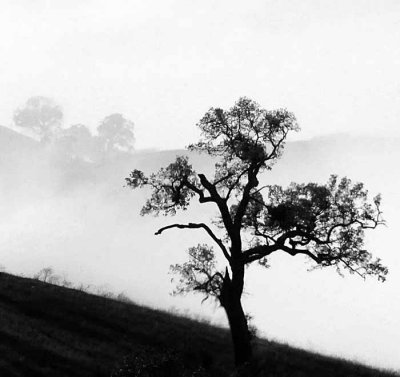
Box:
[0,125,38,152]
[1,125,398,187]
[0,125,40,171]
[0,272,397,377]
[275,134,400,184]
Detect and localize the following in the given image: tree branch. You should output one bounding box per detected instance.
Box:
[233,163,260,229]
[279,244,321,263]
[242,244,280,263]
[337,257,365,279]
[155,222,231,261]
[198,173,235,236]
[224,166,252,200]
[183,179,214,204]
[242,239,321,264]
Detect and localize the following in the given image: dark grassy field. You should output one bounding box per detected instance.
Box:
[0,272,397,377]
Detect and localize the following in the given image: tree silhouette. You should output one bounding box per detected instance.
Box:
[13,96,63,142]
[97,113,135,153]
[126,97,388,367]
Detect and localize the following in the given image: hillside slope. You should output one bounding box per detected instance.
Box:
[0,272,397,377]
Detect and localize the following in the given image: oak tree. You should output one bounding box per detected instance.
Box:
[126,97,387,367]
[14,96,63,142]
[98,113,135,153]
[57,124,97,161]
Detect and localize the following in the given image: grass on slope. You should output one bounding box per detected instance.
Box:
[0,272,397,377]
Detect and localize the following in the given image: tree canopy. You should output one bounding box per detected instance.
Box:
[98,113,135,152]
[56,124,98,161]
[13,96,63,142]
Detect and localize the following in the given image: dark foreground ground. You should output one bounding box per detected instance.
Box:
[0,272,397,377]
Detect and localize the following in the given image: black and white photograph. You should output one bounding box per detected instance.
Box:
[0,1,399,376]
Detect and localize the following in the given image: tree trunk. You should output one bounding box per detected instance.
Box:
[220,272,252,367]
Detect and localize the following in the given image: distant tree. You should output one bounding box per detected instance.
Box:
[126,97,388,367]
[56,124,97,161]
[97,113,135,153]
[33,267,60,284]
[13,96,63,142]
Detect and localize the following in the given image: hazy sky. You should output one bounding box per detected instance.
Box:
[1,0,400,149]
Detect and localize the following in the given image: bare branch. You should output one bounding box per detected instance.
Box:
[251,185,269,195]
[242,244,280,263]
[337,258,365,279]
[156,222,231,261]
[198,173,235,236]
[279,244,321,263]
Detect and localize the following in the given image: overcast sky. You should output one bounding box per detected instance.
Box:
[1,0,400,149]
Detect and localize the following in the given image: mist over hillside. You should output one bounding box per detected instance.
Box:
[0,126,399,370]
